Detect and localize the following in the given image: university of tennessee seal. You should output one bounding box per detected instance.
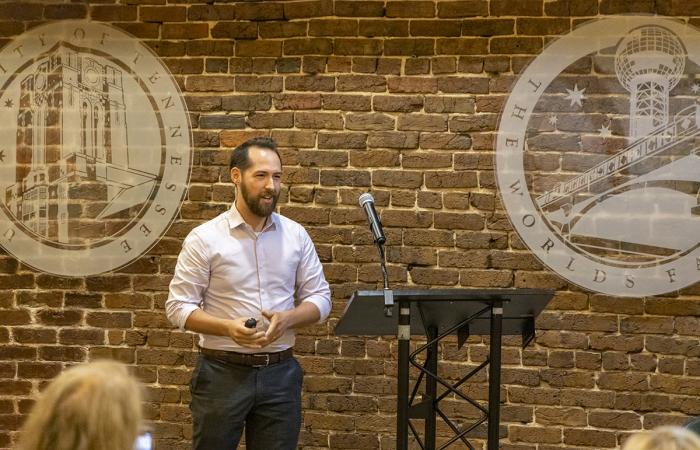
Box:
[496,16,700,296]
[0,21,192,276]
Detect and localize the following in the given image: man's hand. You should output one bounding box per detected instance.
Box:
[260,309,293,346]
[226,318,267,348]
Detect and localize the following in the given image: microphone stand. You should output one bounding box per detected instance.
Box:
[375,239,393,317]
[358,192,408,448]
[373,237,410,450]
[370,226,409,450]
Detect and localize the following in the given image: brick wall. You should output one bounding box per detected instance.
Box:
[1,1,700,449]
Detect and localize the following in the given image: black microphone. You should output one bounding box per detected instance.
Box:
[358,193,386,245]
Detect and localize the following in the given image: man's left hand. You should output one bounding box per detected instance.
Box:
[261,309,293,346]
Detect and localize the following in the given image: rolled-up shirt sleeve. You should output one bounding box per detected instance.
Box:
[295,227,331,323]
[166,232,210,331]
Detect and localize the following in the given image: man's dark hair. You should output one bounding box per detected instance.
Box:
[229,136,281,172]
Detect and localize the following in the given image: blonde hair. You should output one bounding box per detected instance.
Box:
[17,360,143,450]
[623,426,700,450]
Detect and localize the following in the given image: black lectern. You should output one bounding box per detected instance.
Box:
[335,289,553,450]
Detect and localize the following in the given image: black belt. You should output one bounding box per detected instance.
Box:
[199,347,293,367]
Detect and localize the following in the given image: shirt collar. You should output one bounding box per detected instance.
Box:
[226,203,278,232]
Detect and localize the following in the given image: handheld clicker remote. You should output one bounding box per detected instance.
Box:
[244,318,257,329]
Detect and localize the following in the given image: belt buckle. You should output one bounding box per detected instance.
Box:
[251,354,270,367]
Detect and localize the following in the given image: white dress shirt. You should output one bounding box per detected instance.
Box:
[166,205,331,353]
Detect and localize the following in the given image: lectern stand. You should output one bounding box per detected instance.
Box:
[335,289,553,450]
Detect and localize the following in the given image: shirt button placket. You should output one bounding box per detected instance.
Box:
[255,235,265,312]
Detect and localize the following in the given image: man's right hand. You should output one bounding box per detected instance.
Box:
[226,318,267,348]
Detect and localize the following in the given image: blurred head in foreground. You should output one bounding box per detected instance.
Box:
[17,360,143,450]
[622,426,700,450]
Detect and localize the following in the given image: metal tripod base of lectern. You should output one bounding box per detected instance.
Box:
[335,289,553,450]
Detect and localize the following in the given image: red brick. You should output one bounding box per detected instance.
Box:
[322,95,370,113]
[384,39,435,56]
[372,170,422,188]
[309,19,357,36]
[600,0,656,14]
[210,22,257,39]
[337,75,387,92]
[318,132,366,149]
[272,130,317,148]
[564,429,616,448]
[367,131,419,148]
[438,1,489,17]
[388,76,437,93]
[236,40,282,57]
[381,210,433,228]
[140,6,186,22]
[44,4,86,19]
[425,171,477,188]
[490,37,543,54]
[350,150,399,167]
[235,75,283,92]
[18,362,62,379]
[259,22,306,39]
[359,20,409,37]
[185,76,234,92]
[247,112,294,129]
[510,425,562,444]
[336,1,385,16]
[397,114,447,131]
[286,76,336,92]
[434,212,484,230]
[86,312,133,329]
[517,18,571,35]
[59,329,105,346]
[283,0,333,18]
[386,1,435,17]
[403,152,453,169]
[285,39,334,55]
[491,0,543,15]
[295,112,344,129]
[162,23,209,39]
[403,57,429,75]
[335,39,383,56]
[91,5,137,21]
[545,0,598,15]
[411,20,461,37]
[321,170,371,187]
[188,4,236,20]
[38,346,85,362]
[0,381,31,395]
[346,113,395,131]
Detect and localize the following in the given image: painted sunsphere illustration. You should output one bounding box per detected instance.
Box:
[0,21,192,276]
[497,17,700,296]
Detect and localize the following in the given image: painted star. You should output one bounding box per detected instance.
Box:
[3,98,12,108]
[598,124,612,138]
[548,114,558,126]
[0,150,5,162]
[693,83,700,94]
[565,83,586,108]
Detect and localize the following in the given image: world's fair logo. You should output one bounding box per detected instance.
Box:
[497,17,700,296]
[0,21,192,276]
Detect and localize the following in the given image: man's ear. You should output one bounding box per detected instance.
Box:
[230,167,240,185]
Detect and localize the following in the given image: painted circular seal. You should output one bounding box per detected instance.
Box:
[496,16,700,296]
[0,21,192,276]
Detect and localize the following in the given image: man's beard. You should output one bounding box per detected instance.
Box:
[239,181,278,217]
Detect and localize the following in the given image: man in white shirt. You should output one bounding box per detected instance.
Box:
[166,137,331,450]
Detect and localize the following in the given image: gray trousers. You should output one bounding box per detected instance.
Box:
[190,354,303,450]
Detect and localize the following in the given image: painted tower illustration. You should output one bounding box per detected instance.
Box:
[5,42,155,244]
[615,26,686,139]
